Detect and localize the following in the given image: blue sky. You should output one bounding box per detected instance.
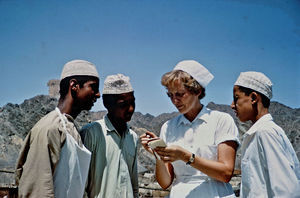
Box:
[0,0,299,116]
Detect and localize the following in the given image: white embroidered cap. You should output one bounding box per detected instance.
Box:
[234,71,273,99]
[173,60,214,87]
[102,74,133,94]
[60,59,99,80]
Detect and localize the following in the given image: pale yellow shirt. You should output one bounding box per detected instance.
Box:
[81,115,139,198]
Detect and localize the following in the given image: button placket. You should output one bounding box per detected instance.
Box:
[184,127,194,149]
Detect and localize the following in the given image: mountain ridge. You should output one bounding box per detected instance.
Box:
[0,94,299,186]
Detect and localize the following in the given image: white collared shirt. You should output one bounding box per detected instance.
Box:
[160,106,240,197]
[240,114,300,198]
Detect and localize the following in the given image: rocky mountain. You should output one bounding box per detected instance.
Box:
[0,95,299,191]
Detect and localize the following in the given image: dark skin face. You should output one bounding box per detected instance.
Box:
[231,85,256,122]
[107,92,135,135]
[73,79,100,111]
[231,85,269,123]
[58,78,100,118]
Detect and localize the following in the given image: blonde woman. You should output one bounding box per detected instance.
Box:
[140,60,239,198]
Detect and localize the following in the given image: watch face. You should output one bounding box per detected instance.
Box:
[186,153,195,165]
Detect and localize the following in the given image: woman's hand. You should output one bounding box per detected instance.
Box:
[139,131,159,154]
[154,145,190,163]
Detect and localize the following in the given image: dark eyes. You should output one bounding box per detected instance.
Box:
[166,92,186,98]
[90,83,99,92]
[116,100,135,108]
[233,96,238,103]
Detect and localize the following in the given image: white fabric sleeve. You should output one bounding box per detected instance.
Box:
[159,121,168,143]
[214,112,240,146]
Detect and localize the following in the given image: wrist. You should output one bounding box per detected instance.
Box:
[183,151,192,163]
[186,153,195,165]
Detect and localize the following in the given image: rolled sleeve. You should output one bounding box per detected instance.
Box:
[215,113,240,147]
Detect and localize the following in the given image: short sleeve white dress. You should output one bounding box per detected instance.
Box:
[160,106,240,198]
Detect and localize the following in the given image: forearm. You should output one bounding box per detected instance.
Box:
[155,160,174,189]
[156,142,237,183]
[189,155,234,182]
[186,142,237,182]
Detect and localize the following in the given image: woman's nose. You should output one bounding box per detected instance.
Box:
[171,97,179,104]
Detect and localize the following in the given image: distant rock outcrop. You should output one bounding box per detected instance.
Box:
[47,79,60,98]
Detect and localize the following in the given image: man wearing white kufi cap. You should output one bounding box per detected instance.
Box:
[81,73,139,198]
[140,60,240,198]
[231,71,300,197]
[16,59,100,198]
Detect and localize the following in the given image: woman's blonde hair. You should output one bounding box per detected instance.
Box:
[161,70,206,99]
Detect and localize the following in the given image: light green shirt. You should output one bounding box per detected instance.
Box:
[81,115,139,198]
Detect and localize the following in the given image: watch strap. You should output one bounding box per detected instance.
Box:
[186,153,195,165]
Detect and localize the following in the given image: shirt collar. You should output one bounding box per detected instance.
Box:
[104,114,129,135]
[246,113,273,135]
[177,105,210,126]
[64,113,75,122]
[64,113,82,131]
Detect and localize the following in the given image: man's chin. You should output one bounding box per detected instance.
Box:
[124,114,133,122]
[84,104,93,111]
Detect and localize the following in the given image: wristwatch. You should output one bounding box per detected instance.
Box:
[186,153,195,165]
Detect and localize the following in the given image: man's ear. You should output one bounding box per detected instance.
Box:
[70,79,79,92]
[250,92,258,104]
